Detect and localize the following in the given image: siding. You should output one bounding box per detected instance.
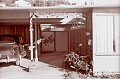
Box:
[0,25,30,44]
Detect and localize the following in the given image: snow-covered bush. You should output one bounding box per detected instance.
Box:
[64,51,92,75]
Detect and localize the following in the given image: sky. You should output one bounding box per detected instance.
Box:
[67,0,120,5]
[67,0,91,5]
[67,0,80,3]
[67,0,83,4]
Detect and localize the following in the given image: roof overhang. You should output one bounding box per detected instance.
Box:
[0,6,93,13]
[0,6,119,25]
[0,5,119,11]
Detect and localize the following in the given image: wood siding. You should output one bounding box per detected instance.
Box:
[41,32,55,52]
[70,28,86,55]
[0,25,30,44]
[86,10,93,60]
[55,32,68,52]
[41,31,68,52]
[70,10,93,60]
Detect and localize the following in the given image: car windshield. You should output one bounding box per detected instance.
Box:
[0,37,15,43]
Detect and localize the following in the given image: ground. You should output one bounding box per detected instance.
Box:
[0,58,66,79]
[0,58,120,79]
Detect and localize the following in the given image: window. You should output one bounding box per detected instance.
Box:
[93,13,120,55]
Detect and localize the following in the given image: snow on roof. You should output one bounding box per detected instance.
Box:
[0,2,6,7]
[14,0,32,7]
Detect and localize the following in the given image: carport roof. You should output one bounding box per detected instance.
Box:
[0,6,119,25]
[0,6,90,25]
[0,5,119,12]
[0,6,92,13]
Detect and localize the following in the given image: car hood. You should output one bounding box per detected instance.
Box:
[0,44,18,55]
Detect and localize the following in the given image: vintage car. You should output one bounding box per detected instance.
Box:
[0,34,29,66]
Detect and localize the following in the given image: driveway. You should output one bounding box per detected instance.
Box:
[0,58,66,79]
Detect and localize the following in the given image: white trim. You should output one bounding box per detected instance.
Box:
[93,13,120,16]
[95,53,120,56]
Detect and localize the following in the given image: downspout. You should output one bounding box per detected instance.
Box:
[28,13,37,72]
[29,14,34,61]
[29,13,38,62]
[35,23,38,62]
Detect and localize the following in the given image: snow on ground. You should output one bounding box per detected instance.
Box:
[1,58,120,79]
[0,58,66,79]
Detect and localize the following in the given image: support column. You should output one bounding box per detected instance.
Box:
[28,13,38,72]
[29,16,34,61]
[35,23,38,62]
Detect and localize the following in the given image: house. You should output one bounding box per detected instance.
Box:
[0,2,120,75]
[93,7,120,75]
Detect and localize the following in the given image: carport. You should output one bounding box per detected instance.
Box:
[28,7,92,62]
[0,6,93,71]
